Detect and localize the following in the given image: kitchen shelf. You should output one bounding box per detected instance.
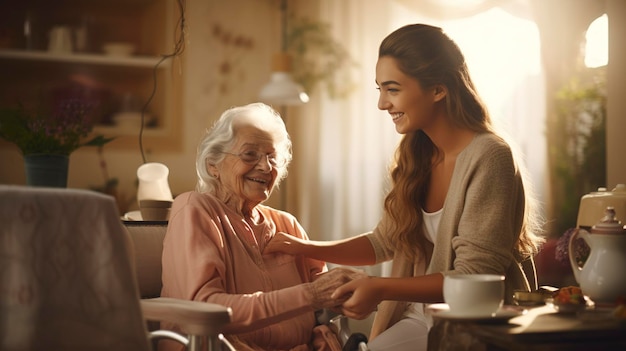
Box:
[0,49,169,68]
[0,0,181,151]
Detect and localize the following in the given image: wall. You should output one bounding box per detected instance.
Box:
[1,0,623,216]
[0,0,283,213]
[607,0,626,188]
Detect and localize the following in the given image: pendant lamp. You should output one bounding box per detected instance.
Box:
[259,0,309,106]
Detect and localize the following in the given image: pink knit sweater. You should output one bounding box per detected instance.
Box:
[161,191,328,350]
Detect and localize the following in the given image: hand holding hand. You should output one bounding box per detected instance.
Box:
[332,276,383,320]
[306,267,368,310]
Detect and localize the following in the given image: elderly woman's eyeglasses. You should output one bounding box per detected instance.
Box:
[222,150,287,168]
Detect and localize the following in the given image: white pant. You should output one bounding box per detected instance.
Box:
[366,318,429,351]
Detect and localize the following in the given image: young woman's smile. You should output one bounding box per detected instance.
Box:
[376,56,444,134]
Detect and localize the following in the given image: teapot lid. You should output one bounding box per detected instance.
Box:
[591,207,626,234]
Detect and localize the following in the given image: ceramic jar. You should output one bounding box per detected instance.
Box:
[577,184,626,229]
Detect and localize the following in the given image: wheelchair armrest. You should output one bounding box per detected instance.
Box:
[141,297,232,336]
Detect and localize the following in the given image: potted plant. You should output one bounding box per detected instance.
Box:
[0,99,112,187]
[549,69,606,237]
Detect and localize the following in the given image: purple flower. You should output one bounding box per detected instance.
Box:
[0,98,101,155]
[555,228,590,267]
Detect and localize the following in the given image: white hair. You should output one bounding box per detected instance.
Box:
[195,102,292,194]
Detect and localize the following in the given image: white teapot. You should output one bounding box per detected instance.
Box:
[569,207,626,305]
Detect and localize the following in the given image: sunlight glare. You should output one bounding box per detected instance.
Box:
[585,14,608,68]
[390,4,546,200]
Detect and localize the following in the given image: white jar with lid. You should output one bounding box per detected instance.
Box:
[577,184,626,229]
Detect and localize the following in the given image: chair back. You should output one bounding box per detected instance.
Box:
[124,222,168,298]
[0,185,150,351]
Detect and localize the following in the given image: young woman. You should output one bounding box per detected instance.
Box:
[265,24,544,351]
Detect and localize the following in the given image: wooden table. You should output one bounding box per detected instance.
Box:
[428,304,626,350]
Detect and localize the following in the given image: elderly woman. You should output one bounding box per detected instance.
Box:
[160,102,363,351]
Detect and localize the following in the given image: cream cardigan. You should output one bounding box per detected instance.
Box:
[366,133,537,339]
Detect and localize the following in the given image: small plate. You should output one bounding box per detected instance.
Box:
[122,210,169,224]
[550,301,592,314]
[428,304,525,322]
[546,295,594,314]
[122,210,143,221]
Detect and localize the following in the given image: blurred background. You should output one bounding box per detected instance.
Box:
[0,0,623,285]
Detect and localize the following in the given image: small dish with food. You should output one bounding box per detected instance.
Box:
[548,286,591,313]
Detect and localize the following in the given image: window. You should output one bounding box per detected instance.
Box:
[585,14,608,68]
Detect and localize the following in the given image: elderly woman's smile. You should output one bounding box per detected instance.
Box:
[248,176,269,184]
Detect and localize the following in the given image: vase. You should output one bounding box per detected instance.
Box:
[24,154,69,188]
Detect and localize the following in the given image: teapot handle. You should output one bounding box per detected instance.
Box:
[568,228,590,283]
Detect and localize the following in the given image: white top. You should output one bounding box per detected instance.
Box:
[402,208,443,327]
[422,208,442,243]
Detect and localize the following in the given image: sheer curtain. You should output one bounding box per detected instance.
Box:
[292,0,546,275]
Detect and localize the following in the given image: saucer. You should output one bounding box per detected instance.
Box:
[122,210,143,221]
[428,304,525,322]
[547,295,594,314]
[122,210,169,224]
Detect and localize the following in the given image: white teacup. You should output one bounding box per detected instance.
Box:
[443,274,505,317]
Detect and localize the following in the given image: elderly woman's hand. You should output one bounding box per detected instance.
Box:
[306,267,368,310]
[264,232,306,255]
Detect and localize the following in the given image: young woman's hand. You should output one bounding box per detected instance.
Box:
[332,277,384,320]
[264,232,306,255]
[307,267,368,310]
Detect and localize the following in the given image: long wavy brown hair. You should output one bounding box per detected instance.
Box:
[380,24,543,260]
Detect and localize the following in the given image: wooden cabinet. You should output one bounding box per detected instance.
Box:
[0,0,182,150]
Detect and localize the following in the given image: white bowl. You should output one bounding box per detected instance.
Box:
[102,42,135,56]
